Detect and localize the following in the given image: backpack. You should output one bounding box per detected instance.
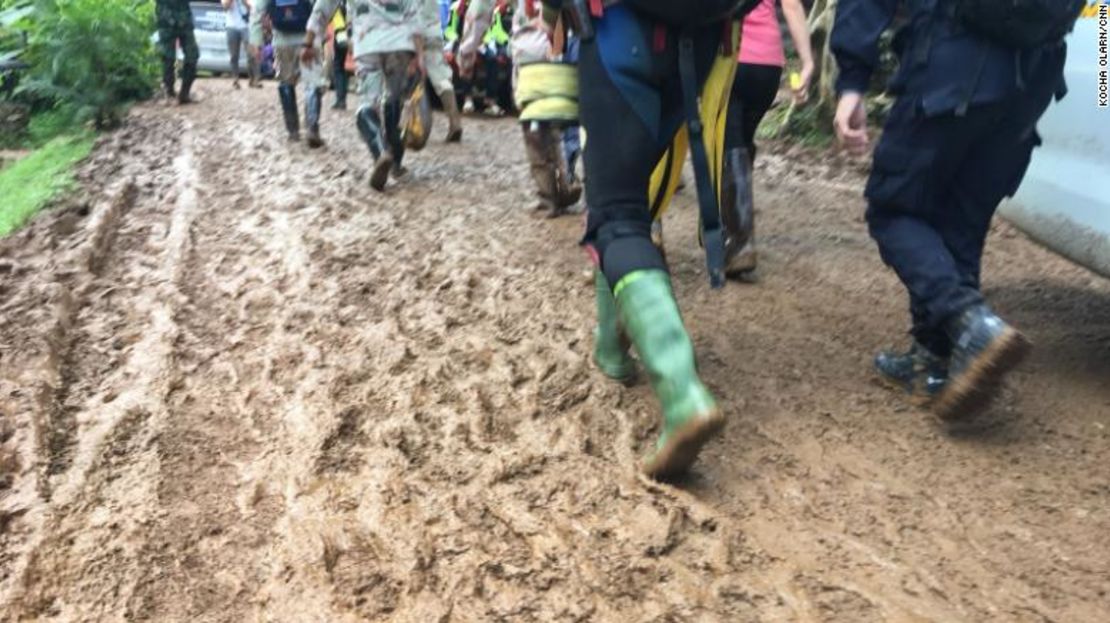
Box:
[620,0,761,27]
[953,0,1085,48]
[269,0,313,33]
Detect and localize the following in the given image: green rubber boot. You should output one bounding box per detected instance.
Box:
[615,270,723,479]
[593,270,637,382]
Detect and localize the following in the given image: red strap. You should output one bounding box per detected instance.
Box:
[589,0,603,18]
[653,23,666,53]
[525,0,537,18]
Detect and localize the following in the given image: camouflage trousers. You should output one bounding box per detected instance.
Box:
[158,24,199,64]
[356,52,417,112]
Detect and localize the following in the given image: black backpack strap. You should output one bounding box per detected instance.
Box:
[678,33,725,289]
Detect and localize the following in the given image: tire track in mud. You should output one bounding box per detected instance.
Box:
[0,116,201,619]
[2,82,1108,622]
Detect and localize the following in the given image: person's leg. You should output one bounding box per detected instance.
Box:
[865,98,990,344]
[482,50,502,112]
[333,42,349,109]
[227,28,242,88]
[301,42,326,148]
[925,54,1062,417]
[355,54,391,190]
[731,62,782,160]
[275,45,302,139]
[562,125,581,184]
[158,26,178,97]
[865,95,1032,414]
[580,11,722,478]
[522,123,566,213]
[425,44,461,141]
[178,27,200,103]
[380,51,417,176]
[718,63,782,275]
[246,29,261,87]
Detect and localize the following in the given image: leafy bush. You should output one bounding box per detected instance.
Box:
[17,0,156,129]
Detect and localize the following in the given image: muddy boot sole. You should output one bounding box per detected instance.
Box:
[876,373,936,408]
[642,408,725,479]
[370,154,393,191]
[932,327,1031,420]
[725,248,758,277]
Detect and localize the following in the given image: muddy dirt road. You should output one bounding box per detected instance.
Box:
[1,80,1109,622]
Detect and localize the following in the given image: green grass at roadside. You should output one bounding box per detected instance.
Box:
[0,131,93,237]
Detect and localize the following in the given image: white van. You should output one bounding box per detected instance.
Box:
[1002,1,1110,278]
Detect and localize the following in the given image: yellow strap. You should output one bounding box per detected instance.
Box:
[647,34,739,224]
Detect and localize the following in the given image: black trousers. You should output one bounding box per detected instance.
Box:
[865,51,1064,355]
[580,7,721,288]
[726,62,782,160]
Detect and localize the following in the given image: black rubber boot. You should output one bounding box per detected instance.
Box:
[357,106,392,191]
[178,61,197,104]
[933,304,1031,419]
[383,99,407,179]
[162,57,177,98]
[305,88,324,148]
[278,84,301,141]
[875,342,949,405]
[721,147,757,276]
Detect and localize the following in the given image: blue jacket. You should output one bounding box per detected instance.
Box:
[831,0,1067,116]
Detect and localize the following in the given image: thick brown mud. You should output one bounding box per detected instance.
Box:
[1,80,1108,622]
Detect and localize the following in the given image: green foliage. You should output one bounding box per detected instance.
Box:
[0,130,93,236]
[758,101,834,150]
[24,102,76,144]
[16,0,156,129]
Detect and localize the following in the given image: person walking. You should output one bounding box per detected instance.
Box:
[250,0,327,147]
[459,0,581,217]
[720,0,814,274]
[328,2,350,109]
[832,0,1082,417]
[420,0,464,141]
[304,0,425,191]
[155,0,200,104]
[222,0,261,89]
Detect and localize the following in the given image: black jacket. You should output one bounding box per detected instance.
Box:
[831,0,1067,116]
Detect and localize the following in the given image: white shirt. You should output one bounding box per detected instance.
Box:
[226,0,250,30]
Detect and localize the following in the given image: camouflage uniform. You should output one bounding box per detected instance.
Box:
[155,0,200,102]
[308,0,424,190]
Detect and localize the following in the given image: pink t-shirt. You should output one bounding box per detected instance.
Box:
[738,0,785,67]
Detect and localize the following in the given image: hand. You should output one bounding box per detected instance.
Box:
[792,62,814,106]
[301,44,317,65]
[834,91,870,156]
[458,50,476,79]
